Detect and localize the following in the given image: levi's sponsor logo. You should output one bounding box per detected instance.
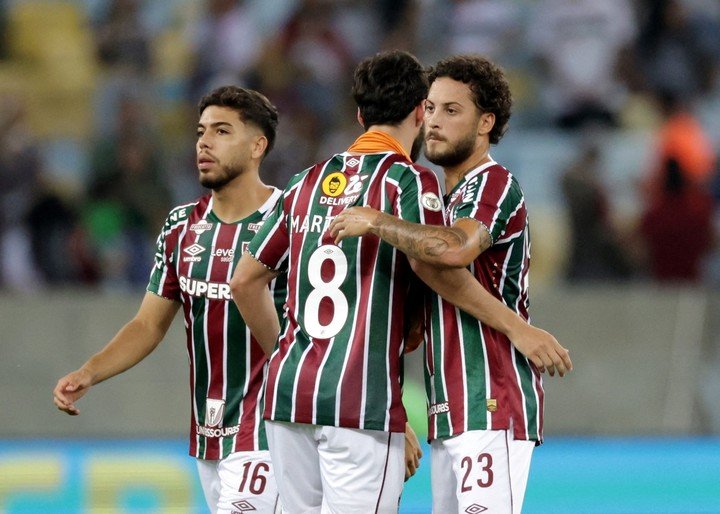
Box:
[212,247,234,262]
[179,276,232,300]
[190,221,213,235]
[183,243,205,262]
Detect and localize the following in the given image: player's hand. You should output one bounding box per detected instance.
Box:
[404,422,422,481]
[328,207,379,244]
[53,369,93,415]
[510,324,573,377]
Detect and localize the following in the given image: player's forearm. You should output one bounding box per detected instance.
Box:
[81,318,167,385]
[371,211,468,267]
[230,256,280,356]
[234,287,280,357]
[411,261,526,337]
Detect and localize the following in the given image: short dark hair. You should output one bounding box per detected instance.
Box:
[198,86,279,157]
[428,55,512,145]
[352,50,428,130]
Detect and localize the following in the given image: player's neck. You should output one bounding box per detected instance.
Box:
[443,145,491,192]
[211,170,273,223]
[365,123,416,159]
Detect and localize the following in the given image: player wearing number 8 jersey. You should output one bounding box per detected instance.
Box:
[232,50,443,513]
[54,86,284,514]
[329,55,574,514]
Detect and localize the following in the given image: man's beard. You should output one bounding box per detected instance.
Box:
[424,131,476,168]
[410,126,425,162]
[199,163,242,190]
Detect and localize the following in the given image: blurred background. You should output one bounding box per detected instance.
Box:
[2,0,720,512]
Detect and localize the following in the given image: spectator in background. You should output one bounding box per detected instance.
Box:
[274,0,355,122]
[643,91,716,202]
[561,142,635,281]
[187,0,265,100]
[86,95,171,288]
[92,0,155,138]
[633,0,719,101]
[640,157,714,283]
[0,97,44,288]
[94,0,152,74]
[446,0,524,64]
[527,0,637,129]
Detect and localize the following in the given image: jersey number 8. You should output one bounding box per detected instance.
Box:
[304,245,349,339]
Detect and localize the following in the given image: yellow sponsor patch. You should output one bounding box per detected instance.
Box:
[322,172,347,197]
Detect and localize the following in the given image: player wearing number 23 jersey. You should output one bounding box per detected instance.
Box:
[248,143,444,432]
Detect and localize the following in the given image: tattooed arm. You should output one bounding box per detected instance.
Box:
[329,206,490,268]
[328,206,572,376]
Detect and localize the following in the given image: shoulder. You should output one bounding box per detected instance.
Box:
[160,196,205,231]
[476,163,523,196]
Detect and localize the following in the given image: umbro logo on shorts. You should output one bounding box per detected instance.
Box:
[231,499,256,513]
[465,504,488,513]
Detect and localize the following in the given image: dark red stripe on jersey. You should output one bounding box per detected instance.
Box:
[205,223,238,403]
[338,234,380,428]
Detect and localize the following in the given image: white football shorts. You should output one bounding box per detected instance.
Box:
[431,429,534,514]
[265,420,405,513]
[196,449,281,514]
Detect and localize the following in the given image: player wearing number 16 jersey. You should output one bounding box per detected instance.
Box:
[54,86,284,514]
[232,50,444,513]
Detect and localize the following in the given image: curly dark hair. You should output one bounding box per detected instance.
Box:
[198,86,279,157]
[428,55,512,145]
[352,50,429,130]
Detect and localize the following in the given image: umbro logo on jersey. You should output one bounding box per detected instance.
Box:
[190,221,213,235]
[346,157,360,167]
[183,243,205,262]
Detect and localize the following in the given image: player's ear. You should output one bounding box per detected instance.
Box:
[478,112,495,137]
[414,101,425,128]
[357,108,365,129]
[252,135,268,160]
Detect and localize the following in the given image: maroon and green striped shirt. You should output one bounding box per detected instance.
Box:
[147,190,284,459]
[425,159,544,442]
[249,151,445,432]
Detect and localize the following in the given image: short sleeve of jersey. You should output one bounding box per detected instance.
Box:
[247,191,290,272]
[454,171,524,243]
[147,211,182,301]
[395,165,446,227]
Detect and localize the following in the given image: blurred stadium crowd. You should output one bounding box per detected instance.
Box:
[2,0,720,291]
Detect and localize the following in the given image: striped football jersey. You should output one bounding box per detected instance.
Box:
[249,151,445,433]
[147,189,285,459]
[425,159,544,442]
